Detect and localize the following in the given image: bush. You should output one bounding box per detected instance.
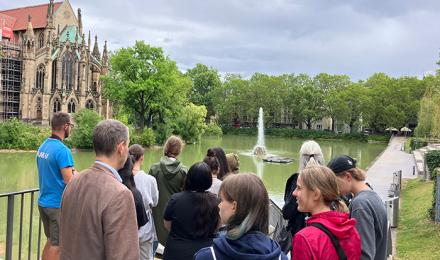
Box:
[410,138,428,151]
[69,109,102,149]
[0,118,50,150]
[204,123,223,136]
[426,150,440,220]
[139,128,156,147]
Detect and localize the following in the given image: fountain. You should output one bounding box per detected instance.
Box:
[252,107,293,163]
[253,107,267,156]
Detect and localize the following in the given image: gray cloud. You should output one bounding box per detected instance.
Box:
[2,0,440,80]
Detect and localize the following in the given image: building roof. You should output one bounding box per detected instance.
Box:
[59,25,82,43]
[0,2,63,31]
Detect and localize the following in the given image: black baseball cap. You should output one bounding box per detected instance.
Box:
[327,155,357,174]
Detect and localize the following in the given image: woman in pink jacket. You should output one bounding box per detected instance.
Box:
[292,163,361,260]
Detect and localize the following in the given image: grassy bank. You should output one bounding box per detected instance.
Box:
[397,178,440,259]
[222,127,390,143]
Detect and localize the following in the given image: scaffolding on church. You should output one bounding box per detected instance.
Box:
[0,40,22,121]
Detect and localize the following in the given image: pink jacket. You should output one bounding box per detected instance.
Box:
[292,211,361,260]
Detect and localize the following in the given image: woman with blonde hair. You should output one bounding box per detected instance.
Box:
[328,155,388,260]
[282,140,324,240]
[292,165,361,259]
[195,173,288,260]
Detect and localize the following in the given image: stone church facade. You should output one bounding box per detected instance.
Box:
[0,0,111,125]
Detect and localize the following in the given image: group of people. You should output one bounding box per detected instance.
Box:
[36,112,388,260]
[282,140,388,260]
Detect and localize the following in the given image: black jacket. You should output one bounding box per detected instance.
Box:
[282,173,307,236]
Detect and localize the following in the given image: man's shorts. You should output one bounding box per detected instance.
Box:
[38,206,60,246]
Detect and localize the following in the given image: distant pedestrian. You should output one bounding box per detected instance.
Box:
[37,112,75,260]
[282,140,324,238]
[203,155,222,195]
[206,147,230,180]
[163,162,220,260]
[130,144,159,260]
[150,135,187,247]
[291,165,361,260]
[119,155,149,229]
[60,119,139,260]
[195,173,288,260]
[328,155,388,260]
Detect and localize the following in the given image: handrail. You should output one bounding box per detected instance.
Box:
[1,188,42,260]
[0,188,39,198]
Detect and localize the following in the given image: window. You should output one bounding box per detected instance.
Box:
[77,63,81,91]
[85,99,94,110]
[36,64,45,89]
[53,98,61,113]
[62,52,75,90]
[92,81,97,92]
[38,32,44,49]
[67,99,76,113]
[68,99,76,113]
[51,59,57,90]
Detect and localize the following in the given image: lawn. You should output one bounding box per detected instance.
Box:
[397,178,440,259]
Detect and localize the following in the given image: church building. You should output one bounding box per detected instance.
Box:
[0,0,111,125]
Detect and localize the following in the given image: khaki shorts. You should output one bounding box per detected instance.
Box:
[38,206,60,246]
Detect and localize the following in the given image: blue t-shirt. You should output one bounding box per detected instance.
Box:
[37,138,74,208]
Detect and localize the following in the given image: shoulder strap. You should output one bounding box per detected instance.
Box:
[310,223,347,260]
[210,247,217,260]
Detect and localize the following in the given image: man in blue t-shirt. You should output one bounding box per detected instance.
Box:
[37,112,75,260]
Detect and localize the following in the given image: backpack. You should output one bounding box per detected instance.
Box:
[269,200,292,254]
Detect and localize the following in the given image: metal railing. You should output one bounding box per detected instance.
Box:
[0,188,42,260]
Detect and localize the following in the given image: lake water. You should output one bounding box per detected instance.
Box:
[0,135,386,205]
[0,135,385,258]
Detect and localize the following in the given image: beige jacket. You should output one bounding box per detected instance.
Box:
[60,163,139,260]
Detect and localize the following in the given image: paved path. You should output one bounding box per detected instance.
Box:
[366,136,417,200]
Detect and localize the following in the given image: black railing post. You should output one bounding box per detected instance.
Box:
[6,195,15,260]
[28,191,34,260]
[19,193,24,259]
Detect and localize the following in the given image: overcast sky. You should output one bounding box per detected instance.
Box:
[2,0,440,80]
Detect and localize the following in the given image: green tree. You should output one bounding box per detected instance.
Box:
[69,109,102,148]
[212,74,249,125]
[102,41,191,129]
[174,103,207,143]
[186,64,221,120]
[315,73,351,131]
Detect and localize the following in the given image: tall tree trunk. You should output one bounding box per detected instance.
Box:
[331,117,335,132]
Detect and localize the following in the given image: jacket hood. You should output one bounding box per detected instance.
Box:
[213,232,283,260]
[306,211,357,240]
[159,156,184,178]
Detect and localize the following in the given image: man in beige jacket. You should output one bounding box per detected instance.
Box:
[59,119,139,260]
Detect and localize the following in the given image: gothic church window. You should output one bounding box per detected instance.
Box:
[38,32,44,49]
[62,52,75,90]
[53,98,61,113]
[86,99,94,110]
[51,59,57,90]
[68,99,76,113]
[36,64,45,89]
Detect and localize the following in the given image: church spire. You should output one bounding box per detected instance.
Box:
[24,15,35,39]
[23,15,36,60]
[102,40,108,66]
[77,8,83,36]
[92,35,101,61]
[47,0,55,29]
[88,30,91,52]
